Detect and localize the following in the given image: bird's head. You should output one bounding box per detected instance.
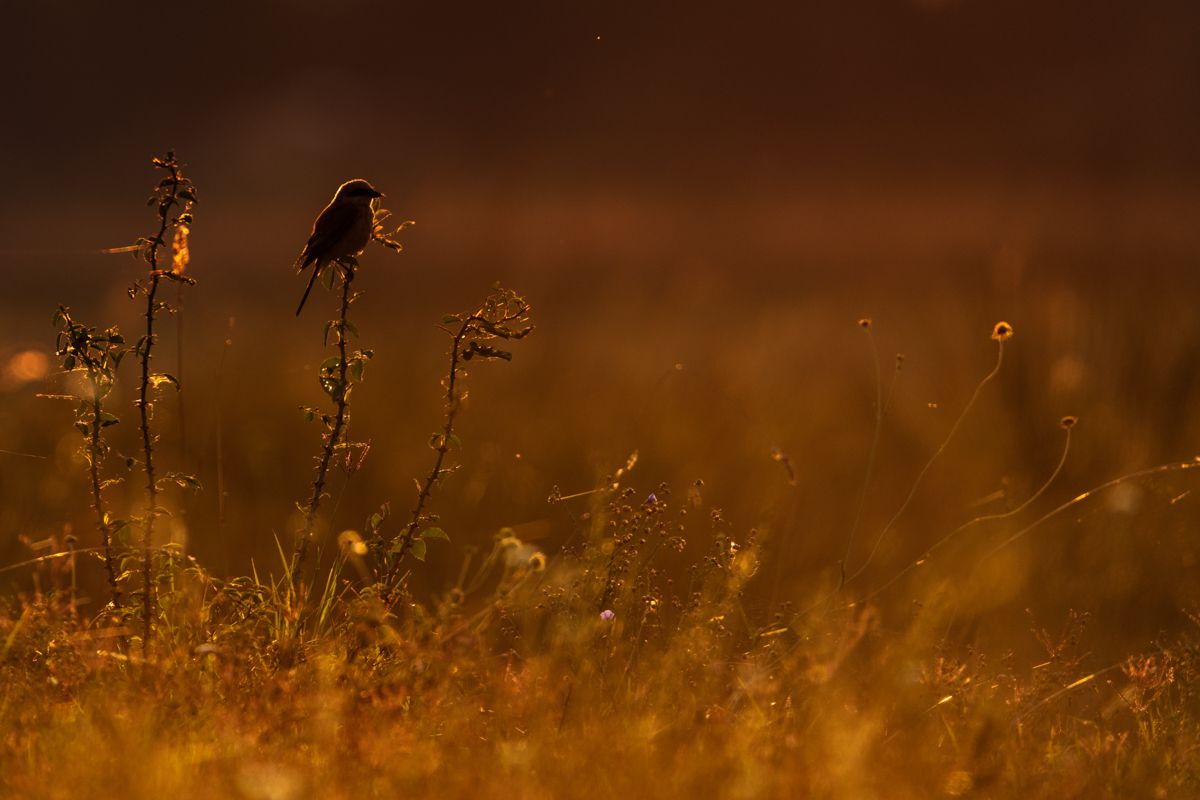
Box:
[333,179,384,204]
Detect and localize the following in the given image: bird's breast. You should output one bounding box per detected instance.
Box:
[332,208,374,258]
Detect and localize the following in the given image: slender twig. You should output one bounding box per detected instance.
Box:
[138,271,162,651]
[52,308,125,609]
[137,158,181,655]
[293,262,355,586]
[381,291,532,599]
[88,394,120,606]
[388,314,474,579]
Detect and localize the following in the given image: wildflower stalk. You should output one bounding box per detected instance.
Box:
[137,270,162,647]
[294,262,357,586]
[89,393,121,605]
[52,307,126,609]
[390,313,469,567]
[292,204,409,595]
[380,287,533,599]
[130,151,197,655]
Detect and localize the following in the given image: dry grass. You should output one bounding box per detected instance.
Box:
[2,473,1200,798]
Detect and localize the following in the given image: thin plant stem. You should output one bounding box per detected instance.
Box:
[844,339,1006,587]
[380,291,531,600]
[136,154,185,656]
[385,314,473,591]
[138,269,161,655]
[88,393,120,607]
[842,323,885,572]
[133,151,192,657]
[851,425,1074,608]
[793,336,1007,622]
[294,263,355,588]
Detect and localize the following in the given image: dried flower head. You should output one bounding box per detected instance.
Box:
[991,321,1014,342]
[1060,415,1078,430]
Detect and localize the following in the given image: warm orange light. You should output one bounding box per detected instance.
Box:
[171,224,190,274]
[5,349,49,384]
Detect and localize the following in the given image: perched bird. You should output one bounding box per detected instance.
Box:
[294,179,384,316]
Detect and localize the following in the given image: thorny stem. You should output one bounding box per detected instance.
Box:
[293,263,355,588]
[138,271,160,653]
[88,394,120,607]
[381,292,531,600]
[383,315,474,596]
[138,164,179,655]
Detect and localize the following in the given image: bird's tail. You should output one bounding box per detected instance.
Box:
[295,261,322,316]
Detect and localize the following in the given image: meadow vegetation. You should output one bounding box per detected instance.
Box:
[1,154,1199,799]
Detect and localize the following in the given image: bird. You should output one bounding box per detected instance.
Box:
[294,179,384,316]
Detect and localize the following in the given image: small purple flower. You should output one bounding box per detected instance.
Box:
[645,493,658,505]
[600,609,615,621]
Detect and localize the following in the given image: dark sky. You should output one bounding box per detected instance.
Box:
[4,1,1200,272]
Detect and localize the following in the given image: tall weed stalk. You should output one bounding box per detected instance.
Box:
[128,151,197,653]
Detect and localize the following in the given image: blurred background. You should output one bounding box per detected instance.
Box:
[3,1,1199,656]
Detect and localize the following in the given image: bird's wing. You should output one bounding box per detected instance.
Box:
[295,201,363,271]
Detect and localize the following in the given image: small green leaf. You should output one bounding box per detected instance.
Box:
[149,373,180,390]
[160,472,202,492]
[410,538,427,562]
[420,527,449,542]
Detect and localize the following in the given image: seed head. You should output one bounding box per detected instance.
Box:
[991,321,1014,342]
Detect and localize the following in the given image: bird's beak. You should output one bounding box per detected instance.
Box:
[371,189,384,199]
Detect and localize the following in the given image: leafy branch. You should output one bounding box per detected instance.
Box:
[371,207,415,253]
